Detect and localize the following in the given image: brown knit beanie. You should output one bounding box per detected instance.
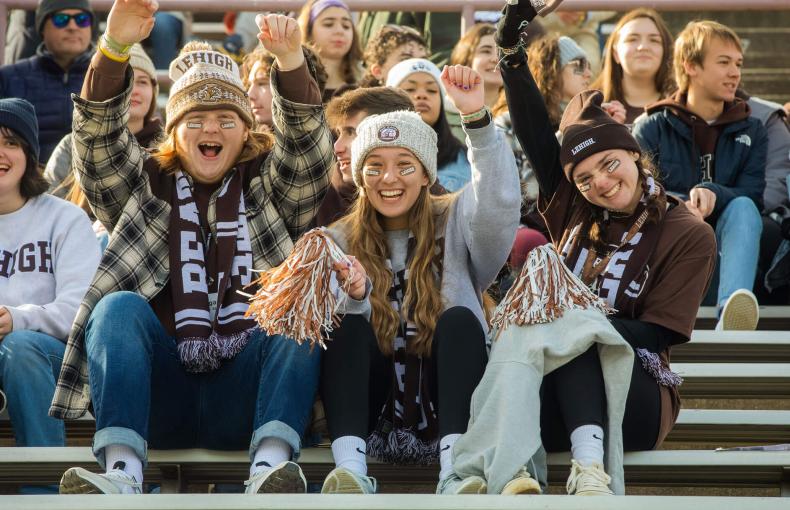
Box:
[166,45,254,133]
[559,90,642,180]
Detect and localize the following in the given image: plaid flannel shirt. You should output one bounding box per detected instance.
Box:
[49,65,333,419]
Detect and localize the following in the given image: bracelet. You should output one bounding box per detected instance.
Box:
[499,44,522,56]
[98,43,129,63]
[100,33,132,60]
[460,107,489,124]
[530,0,547,11]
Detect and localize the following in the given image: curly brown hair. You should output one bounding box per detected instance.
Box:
[592,9,676,104]
[360,25,427,87]
[527,35,564,129]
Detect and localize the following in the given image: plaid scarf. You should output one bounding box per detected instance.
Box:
[367,234,445,465]
[169,169,256,372]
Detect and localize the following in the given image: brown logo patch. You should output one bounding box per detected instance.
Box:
[378,126,399,142]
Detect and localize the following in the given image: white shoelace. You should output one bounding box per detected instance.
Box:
[566,460,611,494]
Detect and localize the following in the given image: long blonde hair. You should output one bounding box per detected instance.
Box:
[337,186,455,357]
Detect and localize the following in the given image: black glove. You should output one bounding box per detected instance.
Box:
[495,0,539,48]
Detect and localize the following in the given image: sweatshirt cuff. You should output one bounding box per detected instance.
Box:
[5,305,30,333]
[464,120,499,148]
[338,278,372,320]
[81,50,130,102]
[272,60,321,105]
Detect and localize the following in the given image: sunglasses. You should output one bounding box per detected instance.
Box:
[567,58,591,75]
[50,12,92,29]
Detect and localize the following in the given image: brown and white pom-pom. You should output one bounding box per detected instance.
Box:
[490,244,612,334]
[244,228,352,349]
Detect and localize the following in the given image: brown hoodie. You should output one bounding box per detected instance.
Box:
[646,91,751,182]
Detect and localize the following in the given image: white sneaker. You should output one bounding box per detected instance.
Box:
[501,466,541,495]
[716,289,759,331]
[321,467,377,494]
[59,467,142,494]
[436,473,487,494]
[565,460,613,496]
[244,461,307,494]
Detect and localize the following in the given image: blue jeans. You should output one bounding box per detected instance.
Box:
[85,291,321,469]
[0,330,65,446]
[147,13,183,69]
[715,196,762,306]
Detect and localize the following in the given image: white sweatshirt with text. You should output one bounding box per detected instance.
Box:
[0,194,100,340]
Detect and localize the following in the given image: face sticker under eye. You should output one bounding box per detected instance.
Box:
[186,121,202,129]
[577,182,591,193]
[220,121,236,129]
[606,159,621,173]
[399,166,416,176]
[363,168,381,176]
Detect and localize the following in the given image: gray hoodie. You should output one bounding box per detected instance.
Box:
[329,120,521,333]
[749,96,790,212]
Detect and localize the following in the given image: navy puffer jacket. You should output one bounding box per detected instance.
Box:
[0,44,93,164]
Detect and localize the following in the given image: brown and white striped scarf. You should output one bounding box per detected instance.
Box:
[367,234,444,465]
[169,169,256,372]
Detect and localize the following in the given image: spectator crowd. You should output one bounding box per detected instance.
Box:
[0,0,788,498]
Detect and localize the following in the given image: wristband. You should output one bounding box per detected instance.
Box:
[99,43,129,63]
[460,107,489,124]
[530,0,547,11]
[100,33,132,60]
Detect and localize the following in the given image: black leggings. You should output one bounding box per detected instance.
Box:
[540,345,662,452]
[320,306,488,440]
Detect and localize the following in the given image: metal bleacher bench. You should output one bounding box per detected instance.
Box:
[0,446,788,495]
[695,306,790,330]
[674,330,790,362]
[1,494,789,510]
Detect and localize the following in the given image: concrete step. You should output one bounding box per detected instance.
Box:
[1,447,788,493]
[0,494,788,510]
[3,494,790,509]
[674,330,790,363]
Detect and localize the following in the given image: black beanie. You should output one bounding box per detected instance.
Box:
[559,90,642,181]
[35,0,93,35]
[0,98,40,162]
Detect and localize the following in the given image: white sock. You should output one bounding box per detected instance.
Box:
[438,434,461,481]
[250,437,292,477]
[570,425,604,467]
[104,444,143,493]
[331,436,367,476]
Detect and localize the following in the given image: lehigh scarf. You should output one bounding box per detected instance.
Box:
[367,234,445,465]
[169,169,256,372]
[558,176,665,315]
[558,177,681,387]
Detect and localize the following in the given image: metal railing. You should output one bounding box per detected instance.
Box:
[2,0,790,65]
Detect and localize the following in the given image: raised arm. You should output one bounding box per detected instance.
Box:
[256,14,334,239]
[71,0,159,231]
[497,1,565,198]
[442,65,521,288]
